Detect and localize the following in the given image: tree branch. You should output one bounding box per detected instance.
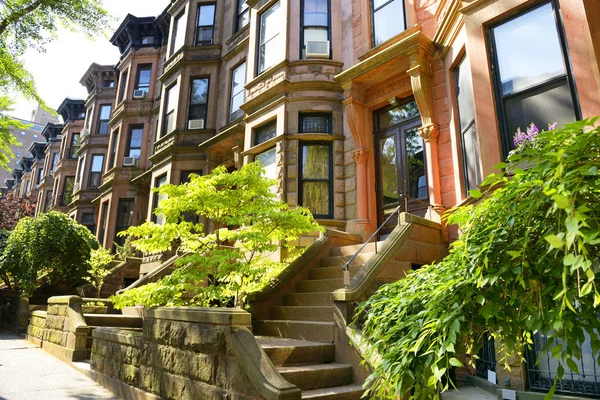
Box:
[0,0,45,37]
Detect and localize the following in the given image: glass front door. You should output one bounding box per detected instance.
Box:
[375,101,429,227]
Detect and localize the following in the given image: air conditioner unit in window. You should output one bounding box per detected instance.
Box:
[123,157,140,167]
[133,90,147,99]
[306,40,330,59]
[188,119,205,130]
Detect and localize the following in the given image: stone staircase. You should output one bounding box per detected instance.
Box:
[83,314,143,359]
[253,242,383,399]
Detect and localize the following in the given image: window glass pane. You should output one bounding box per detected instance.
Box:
[302,182,329,216]
[259,2,281,73]
[373,0,405,46]
[100,105,112,120]
[238,0,250,30]
[230,63,246,121]
[304,0,328,26]
[166,84,178,113]
[373,0,388,9]
[198,5,215,26]
[463,124,481,192]
[300,113,331,133]
[255,121,277,145]
[260,3,280,42]
[136,67,151,91]
[130,128,143,148]
[455,58,475,131]
[91,155,104,172]
[377,101,419,128]
[504,78,576,148]
[63,176,75,205]
[118,71,128,103]
[380,136,399,206]
[70,134,81,158]
[405,127,427,199]
[255,147,277,179]
[172,13,186,54]
[492,3,566,96]
[190,79,209,105]
[302,145,329,179]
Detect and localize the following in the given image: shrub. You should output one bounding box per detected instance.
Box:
[110,162,322,309]
[357,118,600,399]
[0,212,99,295]
[84,248,114,299]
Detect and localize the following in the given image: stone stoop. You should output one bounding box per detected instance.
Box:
[253,243,378,399]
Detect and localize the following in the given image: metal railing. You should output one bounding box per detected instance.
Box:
[341,193,434,286]
[476,332,497,380]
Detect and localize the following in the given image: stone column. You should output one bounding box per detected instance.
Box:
[419,124,444,215]
[351,148,370,233]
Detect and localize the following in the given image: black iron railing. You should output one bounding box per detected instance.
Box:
[341,193,434,285]
[476,332,497,380]
[526,331,600,398]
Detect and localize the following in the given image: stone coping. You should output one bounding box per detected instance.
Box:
[92,327,143,348]
[48,295,83,305]
[144,307,251,327]
[31,310,47,318]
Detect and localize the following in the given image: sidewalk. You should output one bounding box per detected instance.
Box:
[0,332,119,400]
[443,386,498,399]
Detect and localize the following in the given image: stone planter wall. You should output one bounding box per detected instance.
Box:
[90,307,300,400]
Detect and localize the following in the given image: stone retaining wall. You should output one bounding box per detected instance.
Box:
[26,310,47,346]
[90,307,300,400]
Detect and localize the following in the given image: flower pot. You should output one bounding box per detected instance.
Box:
[82,305,108,314]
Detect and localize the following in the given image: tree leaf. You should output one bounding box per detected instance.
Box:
[545,235,564,249]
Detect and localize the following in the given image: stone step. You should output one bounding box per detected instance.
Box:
[278,363,353,391]
[270,306,334,322]
[254,320,334,343]
[84,314,143,329]
[297,279,345,293]
[283,292,332,306]
[319,253,373,267]
[331,242,384,257]
[256,336,335,366]
[301,385,365,399]
[309,265,360,280]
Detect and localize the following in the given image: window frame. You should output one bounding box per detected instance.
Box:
[229,62,246,122]
[51,152,59,172]
[300,0,331,59]
[163,83,179,137]
[44,190,53,212]
[108,129,119,169]
[151,174,168,225]
[170,12,186,56]
[114,198,135,247]
[126,125,144,159]
[487,0,580,157]
[195,3,216,46]
[187,77,210,129]
[62,176,75,206]
[370,0,407,48]
[98,201,109,246]
[298,141,333,219]
[236,0,250,32]
[254,120,277,146]
[298,112,333,134]
[257,1,281,75]
[88,154,105,190]
[117,69,129,104]
[133,64,152,96]
[69,133,81,159]
[97,104,112,135]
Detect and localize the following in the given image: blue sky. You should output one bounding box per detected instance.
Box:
[11,0,169,121]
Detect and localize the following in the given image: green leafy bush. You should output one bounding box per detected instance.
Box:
[0,212,99,295]
[84,248,114,299]
[110,162,322,309]
[357,119,600,399]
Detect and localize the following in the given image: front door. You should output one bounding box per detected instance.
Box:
[375,101,429,227]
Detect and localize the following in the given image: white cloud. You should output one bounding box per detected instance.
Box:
[11,0,170,120]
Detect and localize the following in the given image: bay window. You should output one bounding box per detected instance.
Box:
[301,0,330,59]
[489,1,578,155]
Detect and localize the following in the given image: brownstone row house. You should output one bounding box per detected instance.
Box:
[9,0,600,398]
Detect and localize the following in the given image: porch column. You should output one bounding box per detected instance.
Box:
[351,148,370,229]
[407,54,444,214]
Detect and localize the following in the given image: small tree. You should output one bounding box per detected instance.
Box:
[84,248,113,299]
[0,190,36,230]
[0,211,99,295]
[110,162,322,309]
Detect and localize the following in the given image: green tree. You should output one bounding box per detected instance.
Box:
[110,162,322,309]
[0,0,111,169]
[84,248,113,299]
[357,119,600,399]
[0,211,99,295]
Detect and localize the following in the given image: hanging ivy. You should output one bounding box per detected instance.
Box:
[357,118,600,399]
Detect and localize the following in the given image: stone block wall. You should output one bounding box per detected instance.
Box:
[26,310,47,345]
[90,307,300,400]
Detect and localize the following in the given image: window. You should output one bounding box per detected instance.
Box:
[97,105,111,135]
[141,35,154,45]
[82,213,96,234]
[99,201,109,246]
[301,0,330,59]
[196,4,215,46]
[118,70,128,103]
[180,170,202,184]
[300,143,332,218]
[36,168,44,187]
[44,190,52,212]
[255,147,277,180]
[24,180,31,195]
[188,78,209,129]
[62,176,75,206]
[258,2,281,74]
[51,152,59,172]
[69,133,81,159]
[371,0,406,47]
[88,154,104,189]
[455,55,482,193]
[115,198,134,247]
[490,1,578,155]
[299,113,332,134]
[236,0,249,31]
[171,12,186,55]
[103,80,115,88]
[230,63,246,122]
[109,129,119,169]
[134,64,152,96]
[254,120,277,146]
[76,156,85,186]
[126,126,143,159]
[152,174,168,225]
[163,84,179,136]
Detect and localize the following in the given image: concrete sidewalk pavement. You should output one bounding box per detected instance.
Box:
[0,332,120,400]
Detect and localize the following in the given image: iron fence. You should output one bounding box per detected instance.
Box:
[476,332,497,379]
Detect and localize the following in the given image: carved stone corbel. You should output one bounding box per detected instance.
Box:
[407,59,436,131]
[418,123,440,142]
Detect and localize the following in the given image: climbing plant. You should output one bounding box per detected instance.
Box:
[110,162,322,309]
[357,118,600,399]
